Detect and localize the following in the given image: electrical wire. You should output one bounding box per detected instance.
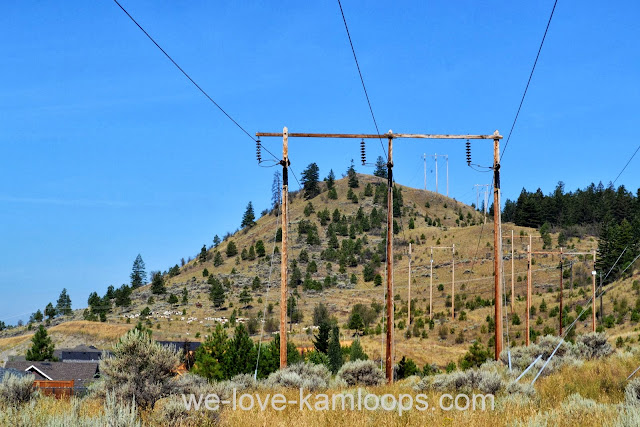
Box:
[500,0,559,161]
[612,144,640,185]
[111,0,279,162]
[336,0,387,162]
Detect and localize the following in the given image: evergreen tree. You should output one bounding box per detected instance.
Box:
[313,320,330,354]
[193,324,228,381]
[348,312,364,334]
[213,251,224,266]
[239,288,253,306]
[209,277,226,307]
[114,284,132,307]
[30,310,43,323]
[347,160,359,188]
[248,245,256,260]
[373,156,388,178]
[255,240,266,257]
[301,162,321,199]
[56,288,72,315]
[325,169,336,190]
[44,302,56,320]
[213,235,221,247]
[130,254,147,289]
[313,303,330,326]
[26,325,55,361]
[199,245,208,262]
[241,202,256,228]
[224,324,257,378]
[226,241,238,257]
[328,325,343,374]
[349,338,368,361]
[151,272,166,294]
[182,287,188,304]
[168,294,178,304]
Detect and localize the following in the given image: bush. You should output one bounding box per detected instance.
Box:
[264,363,330,391]
[0,373,37,406]
[414,369,503,394]
[337,360,385,387]
[575,332,613,359]
[98,329,181,409]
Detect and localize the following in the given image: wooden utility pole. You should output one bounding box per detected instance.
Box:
[423,153,427,191]
[429,248,433,320]
[279,127,289,368]
[592,249,597,332]
[559,248,563,336]
[451,244,455,321]
[385,132,394,383]
[526,238,531,346]
[493,132,503,360]
[407,243,412,325]
[600,272,603,321]
[511,230,515,314]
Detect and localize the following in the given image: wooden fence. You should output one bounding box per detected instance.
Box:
[33,380,74,398]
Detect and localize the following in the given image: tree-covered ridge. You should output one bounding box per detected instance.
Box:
[503,181,640,231]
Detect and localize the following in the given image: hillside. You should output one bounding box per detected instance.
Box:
[3,174,638,369]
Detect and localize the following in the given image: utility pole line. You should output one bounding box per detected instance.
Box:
[559,248,563,336]
[592,249,597,332]
[385,132,394,383]
[279,127,289,368]
[511,230,515,314]
[426,153,449,195]
[452,244,455,321]
[526,237,531,347]
[408,243,412,325]
[493,134,503,361]
[423,153,427,191]
[429,248,433,320]
[599,272,603,321]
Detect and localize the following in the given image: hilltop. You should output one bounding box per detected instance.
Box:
[3,173,639,369]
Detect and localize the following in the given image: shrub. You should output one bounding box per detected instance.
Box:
[98,329,181,409]
[414,369,503,394]
[0,373,37,406]
[264,363,330,391]
[575,332,613,359]
[337,360,385,387]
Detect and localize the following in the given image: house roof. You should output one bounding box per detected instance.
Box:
[0,367,29,381]
[157,340,202,352]
[4,361,99,387]
[60,345,107,361]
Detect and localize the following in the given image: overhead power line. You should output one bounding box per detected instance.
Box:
[112,0,278,162]
[501,0,559,161]
[613,144,640,185]
[336,0,387,161]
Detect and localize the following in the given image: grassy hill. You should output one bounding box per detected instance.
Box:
[3,173,638,369]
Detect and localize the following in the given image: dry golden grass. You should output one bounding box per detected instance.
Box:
[0,334,32,352]
[48,320,133,341]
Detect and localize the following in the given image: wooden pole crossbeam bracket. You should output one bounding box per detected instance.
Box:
[256,132,502,140]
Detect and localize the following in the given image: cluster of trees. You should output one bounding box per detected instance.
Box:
[503,182,640,283]
[28,289,73,326]
[503,181,639,231]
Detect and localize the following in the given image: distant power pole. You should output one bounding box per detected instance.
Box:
[423,153,427,191]
[407,243,412,325]
[426,153,449,196]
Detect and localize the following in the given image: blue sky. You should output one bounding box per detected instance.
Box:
[1,1,638,324]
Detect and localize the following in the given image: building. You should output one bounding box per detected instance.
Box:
[4,361,99,388]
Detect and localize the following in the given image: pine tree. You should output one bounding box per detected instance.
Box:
[130,254,147,289]
[151,272,166,295]
[182,287,188,304]
[241,202,256,228]
[193,324,228,381]
[224,323,257,378]
[239,288,253,306]
[199,245,208,262]
[349,338,368,361]
[325,169,336,190]
[30,310,43,323]
[209,277,226,307]
[226,241,238,257]
[56,288,72,315]
[168,294,178,304]
[328,326,343,374]
[373,156,388,178]
[255,240,266,257]
[347,160,359,188]
[301,162,321,199]
[26,325,55,361]
[44,302,56,320]
[213,235,221,247]
[213,251,224,266]
[313,320,330,354]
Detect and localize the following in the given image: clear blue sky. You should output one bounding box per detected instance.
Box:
[1,1,638,324]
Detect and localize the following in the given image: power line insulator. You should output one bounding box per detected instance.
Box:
[465,140,472,166]
[256,139,262,164]
[360,139,366,165]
